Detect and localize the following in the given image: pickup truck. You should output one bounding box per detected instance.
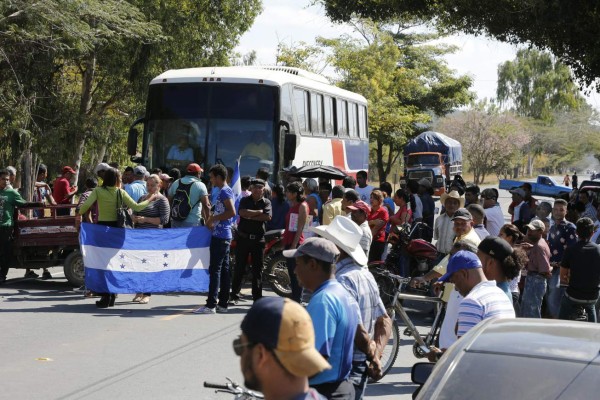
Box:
[499,175,572,198]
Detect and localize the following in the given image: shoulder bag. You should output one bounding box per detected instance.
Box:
[116,189,134,228]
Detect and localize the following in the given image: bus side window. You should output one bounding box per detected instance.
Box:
[348,102,358,138]
[336,99,348,137]
[310,92,324,136]
[358,105,367,139]
[324,95,334,136]
[293,88,310,135]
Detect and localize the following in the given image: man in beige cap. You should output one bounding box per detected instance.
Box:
[434,190,464,257]
[238,297,330,399]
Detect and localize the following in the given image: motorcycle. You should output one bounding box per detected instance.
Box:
[368,222,438,305]
[229,227,291,298]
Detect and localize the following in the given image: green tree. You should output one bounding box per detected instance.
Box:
[496,49,585,175]
[319,0,600,89]
[0,0,262,197]
[319,21,472,181]
[436,104,529,184]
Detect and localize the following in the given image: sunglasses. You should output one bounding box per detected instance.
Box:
[232,336,255,356]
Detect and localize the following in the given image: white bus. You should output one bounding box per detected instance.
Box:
[127,66,369,181]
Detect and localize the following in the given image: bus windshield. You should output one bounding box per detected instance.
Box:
[145,83,278,177]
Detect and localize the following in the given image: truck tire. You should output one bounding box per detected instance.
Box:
[64,250,85,287]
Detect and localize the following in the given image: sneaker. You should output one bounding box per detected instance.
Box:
[228,295,240,305]
[24,270,39,278]
[192,305,216,314]
[42,270,52,280]
[216,305,228,314]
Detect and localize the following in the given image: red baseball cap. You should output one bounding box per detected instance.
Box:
[62,166,76,174]
[346,200,371,215]
[186,163,203,173]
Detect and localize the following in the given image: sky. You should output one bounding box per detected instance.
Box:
[235,0,600,109]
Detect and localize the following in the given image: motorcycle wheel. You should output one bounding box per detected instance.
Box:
[265,252,292,298]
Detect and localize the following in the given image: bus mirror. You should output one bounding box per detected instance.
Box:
[127,127,138,156]
[284,133,296,161]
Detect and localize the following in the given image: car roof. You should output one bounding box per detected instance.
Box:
[461,318,600,363]
[417,319,600,399]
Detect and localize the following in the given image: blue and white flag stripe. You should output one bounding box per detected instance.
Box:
[80,223,211,294]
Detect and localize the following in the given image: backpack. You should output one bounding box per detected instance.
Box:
[170,180,200,221]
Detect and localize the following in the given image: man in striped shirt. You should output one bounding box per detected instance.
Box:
[428,250,515,361]
[440,250,515,337]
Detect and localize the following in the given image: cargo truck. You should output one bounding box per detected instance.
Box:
[401,131,462,196]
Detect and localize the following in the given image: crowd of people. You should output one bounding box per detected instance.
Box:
[2,162,600,399]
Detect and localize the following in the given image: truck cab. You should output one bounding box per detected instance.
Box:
[404,152,447,196]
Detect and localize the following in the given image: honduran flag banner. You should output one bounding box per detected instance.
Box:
[80,223,211,293]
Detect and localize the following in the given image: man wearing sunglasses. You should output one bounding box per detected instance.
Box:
[236,297,330,400]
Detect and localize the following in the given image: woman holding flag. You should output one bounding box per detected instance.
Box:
[79,168,158,308]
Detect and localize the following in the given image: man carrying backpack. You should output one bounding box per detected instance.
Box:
[168,163,210,227]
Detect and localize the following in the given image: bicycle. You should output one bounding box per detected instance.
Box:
[204,378,264,399]
[369,267,446,381]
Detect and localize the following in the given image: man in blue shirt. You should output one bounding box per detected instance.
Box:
[194,164,235,314]
[284,237,376,400]
[124,165,148,202]
[546,199,577,318]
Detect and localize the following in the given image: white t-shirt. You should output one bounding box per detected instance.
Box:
[484,204,505,236]
[359,220,373,256]
[355,185,374,202]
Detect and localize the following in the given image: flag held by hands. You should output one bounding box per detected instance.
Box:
[80,223,211,293]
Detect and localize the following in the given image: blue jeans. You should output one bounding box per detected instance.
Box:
[558,294,598,323]
[546,269,565,318]
[520,274,547,318]
[206,237,231,309]
[349,360,368,400]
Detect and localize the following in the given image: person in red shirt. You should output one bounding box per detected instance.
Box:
[53,166,78,216]
[368,189,389,262]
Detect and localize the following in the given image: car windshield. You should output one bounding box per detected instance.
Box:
[145,83,278,177]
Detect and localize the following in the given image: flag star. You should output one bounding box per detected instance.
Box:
[119,254,125,259]
[120,264,125,269]
[141,259,147,264]
[163,253,169,258]
[163,263,168,268]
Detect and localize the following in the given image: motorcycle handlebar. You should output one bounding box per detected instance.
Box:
[203,382,230,390]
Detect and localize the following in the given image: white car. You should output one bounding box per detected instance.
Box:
[412,318,600,399]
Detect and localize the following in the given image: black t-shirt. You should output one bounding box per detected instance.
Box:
[237,195,272,236]
[561,240,600,300]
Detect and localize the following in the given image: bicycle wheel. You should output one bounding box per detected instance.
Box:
[369,318,400,383]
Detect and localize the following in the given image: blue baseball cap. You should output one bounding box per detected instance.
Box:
[438,250,482,283]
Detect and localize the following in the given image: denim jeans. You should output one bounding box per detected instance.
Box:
[520,274,547,318]
[349,360,368,400]
[558,295,598,323]
[206,237,231,309]
[546,269,565,318]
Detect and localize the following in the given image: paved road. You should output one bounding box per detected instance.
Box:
[0,181,547,400]
[1,273,430,400]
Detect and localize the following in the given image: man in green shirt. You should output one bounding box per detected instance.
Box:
[0,169,42,283]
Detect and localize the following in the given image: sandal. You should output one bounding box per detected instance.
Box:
[132,293,143,302]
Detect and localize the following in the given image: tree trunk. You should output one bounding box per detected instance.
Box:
[21,142,33,201]
[376,139,386,183]
[96,143,107,165]
[73,136,86,187]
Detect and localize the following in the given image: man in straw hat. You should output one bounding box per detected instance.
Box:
[283,237,376,400]
[311,216,391,398]
[237,297,330,399]
[434,190,465,257]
